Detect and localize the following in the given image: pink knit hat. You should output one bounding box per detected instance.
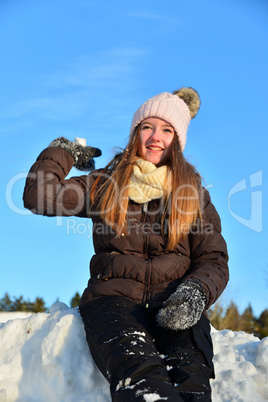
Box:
[129,87,201,151]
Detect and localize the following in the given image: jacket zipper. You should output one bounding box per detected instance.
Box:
[142,202,149,256]
[145,259,152,308]
[143,202,148,213]
[142,202,150,308]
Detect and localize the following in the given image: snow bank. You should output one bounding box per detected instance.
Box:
[0,304,267,402]
[0,312,33,324]
[211,327,268,401]
[0,303,109,402]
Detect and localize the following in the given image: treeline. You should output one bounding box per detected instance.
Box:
[0,292,81,313]
[1,293,267,339]
[208,301,268,339]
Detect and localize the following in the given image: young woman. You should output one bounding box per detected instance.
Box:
[23,87,229,401]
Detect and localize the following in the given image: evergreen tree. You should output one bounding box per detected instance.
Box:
[32,297,46,313]
[70,292,81,308]
[257,309,268,338]
[207,301,225,330]
[223,301,240,331]
[0,293,12,311]
[239,304,257,335]
[0,293,47,312]
[12,296,25,311]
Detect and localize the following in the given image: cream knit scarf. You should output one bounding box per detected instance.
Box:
[128,159,170,204]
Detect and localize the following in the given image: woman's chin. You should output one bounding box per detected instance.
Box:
[144,156,168,167]
[143,154,162,166]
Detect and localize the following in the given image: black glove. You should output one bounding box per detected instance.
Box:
[49,137,102,171]
[156,279,207,331]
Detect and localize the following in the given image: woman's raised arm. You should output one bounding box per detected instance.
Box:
[23,137,101,217]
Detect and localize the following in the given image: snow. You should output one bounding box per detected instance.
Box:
[0,312,33,324]
[0,303,267,402]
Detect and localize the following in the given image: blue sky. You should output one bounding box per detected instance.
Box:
[1,0,267,316]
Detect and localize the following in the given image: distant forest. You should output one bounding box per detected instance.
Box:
[0,292,80,313]
[1,292,268,339]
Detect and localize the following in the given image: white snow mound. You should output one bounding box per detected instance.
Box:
[0,304,267,402]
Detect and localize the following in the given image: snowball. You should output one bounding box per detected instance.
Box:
[49,302,69,314]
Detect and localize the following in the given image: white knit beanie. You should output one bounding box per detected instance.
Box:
[129,87,201,152]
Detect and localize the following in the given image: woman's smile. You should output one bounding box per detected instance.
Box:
[138,117,175,166]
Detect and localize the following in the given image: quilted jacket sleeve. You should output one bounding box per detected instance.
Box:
[23,147,94,217]
[187,188,229,309]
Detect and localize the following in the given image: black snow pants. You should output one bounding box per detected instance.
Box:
[81,296,215,402]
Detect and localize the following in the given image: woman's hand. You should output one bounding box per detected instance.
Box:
[156,279,207,330]
[49,137,101,171]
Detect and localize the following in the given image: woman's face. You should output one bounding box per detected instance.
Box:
[138,117,175,166]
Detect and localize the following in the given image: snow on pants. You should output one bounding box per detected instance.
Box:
[81,296,215,402]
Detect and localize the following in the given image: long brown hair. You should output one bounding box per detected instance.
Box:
[90,126,202,250]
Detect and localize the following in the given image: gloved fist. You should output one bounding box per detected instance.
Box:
[156,279,207,331]
[49,137,102,171]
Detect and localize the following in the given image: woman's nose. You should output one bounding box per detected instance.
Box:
[150,128,161,141]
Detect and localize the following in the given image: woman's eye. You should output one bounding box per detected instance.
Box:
[164,128,173,133]
[142,125,151,130]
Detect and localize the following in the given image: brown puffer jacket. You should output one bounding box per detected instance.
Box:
[23,147,229,313]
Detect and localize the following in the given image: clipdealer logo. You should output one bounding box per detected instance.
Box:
[228,170,263,232]
[5,170,264,233]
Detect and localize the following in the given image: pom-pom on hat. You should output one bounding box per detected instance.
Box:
[129,87,200,151]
